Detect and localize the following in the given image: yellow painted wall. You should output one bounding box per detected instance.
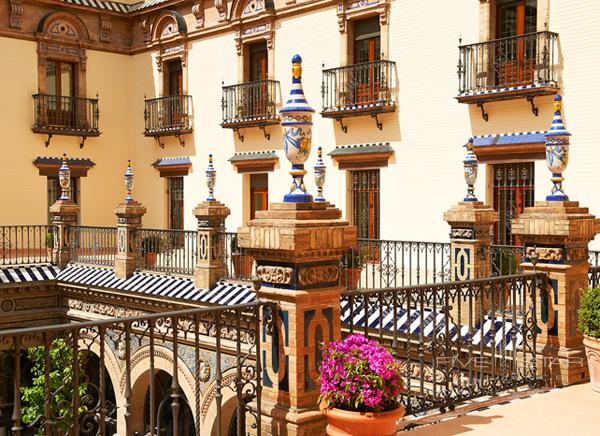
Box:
[3,0,600,248]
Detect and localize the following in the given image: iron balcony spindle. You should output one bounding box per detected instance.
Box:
[144,94,193,135]
[221,80,279,126]
[33,94,100,136]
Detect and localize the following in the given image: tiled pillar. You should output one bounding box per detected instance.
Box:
[444,201,498,282]
[444,201,498,324]
[512,201,600,386]
[49,156,79,268]
[114,201,146,279]
[49,200,79,268]
[238,202,356,435]
[193,201,230,289]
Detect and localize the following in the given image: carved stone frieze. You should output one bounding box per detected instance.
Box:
[298,265,339,287]
[256,265,293,285]
[526,246,565,263]
[450,228,475,240]
[66,297,148,318]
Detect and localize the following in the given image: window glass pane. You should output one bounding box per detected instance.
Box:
[61,63,73,97]
[498,2,517,38]
[46,62,56,96]
[350,170,380,239]
[168,177,184,230]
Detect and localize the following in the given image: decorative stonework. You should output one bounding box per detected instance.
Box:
[9,0,23,30]
[140,18,151,42]
[99,15,111,42]
[337,0,389,33]
[450,228,475,239]
[192,2,205,28]
[153,11,188,73]
[298,265,339,286]
[66,297,148,318]
[214,0,227,21]
[256,265,293,285]
[525,246,565,262]
[234,21,274,55]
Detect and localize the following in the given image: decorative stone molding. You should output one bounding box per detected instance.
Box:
[192,1,205,28]
[298,265,339,287]
[234,20,274,55]
[153,11,189,73]
[9,0,23,30]
[66,297,148,318]
[140,18,151,42]
[336,0,390,34]
[36,11,90,96]
[99,15,111,42]
[201,372,238,418]
[525,246,565,263]
[256,265,293,285]
[450,228,475,240]
[214,0,227,22]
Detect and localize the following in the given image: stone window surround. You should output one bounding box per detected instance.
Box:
[152,11,190,97]
[233,6,276,82]
[36,11,90,98]
[336,0,390,67]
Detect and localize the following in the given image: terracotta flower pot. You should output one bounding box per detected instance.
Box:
[583,335,600,393]
[321,404,405,436]
[341,267,362,289]
[232,254,253,277]
[144,252,158,268]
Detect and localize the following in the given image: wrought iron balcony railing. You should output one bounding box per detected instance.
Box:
[144,94,193,137]
[457,31,559,99]
[32,94,100,138]
[221,80,279,128]
[1,225,54,266]
[321,60,396,117]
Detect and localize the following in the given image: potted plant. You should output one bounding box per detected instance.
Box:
[340,246,363,289]
[579,287,600,392]
[230,235,252,278]
[141,235,161,268]
[319,334,405,436]
[45,231,54,257]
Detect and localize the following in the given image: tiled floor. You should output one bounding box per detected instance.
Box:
[404,383,600,435]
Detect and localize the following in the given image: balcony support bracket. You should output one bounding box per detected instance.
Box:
[44,134,53,148]
[176,134,185,147]
[79,136,87,149]
[477,102,489,122]
[527,96,539,117]
[154,136,165,149]
[234,128,244,142]
[259,125,271,141]
[336,117,348,134]
[371,113,383,130]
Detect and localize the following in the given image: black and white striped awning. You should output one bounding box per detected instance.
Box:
[61,0,171,13]
[340,299,524,351]
[56,265,255,305]
[0,265,60,284]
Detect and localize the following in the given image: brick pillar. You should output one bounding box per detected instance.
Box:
[238,202,356,435]
[443,201,498,324]
[49,200,79,268]
[114,201,146,279]
[193,201,230,289]
[512,201,600,386]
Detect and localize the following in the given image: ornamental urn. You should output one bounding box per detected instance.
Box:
[280,54,315,202]
[463,138,478,202]
[206,153,216,201]
[58,154,71,201]
[545,94,570,201]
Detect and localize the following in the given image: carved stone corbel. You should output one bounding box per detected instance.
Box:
[215,0,227,22]
[192,2,204,28]
[99,15,111,42]
[140,18,151,42]
[378,5,389,25]
[9,0,23,30]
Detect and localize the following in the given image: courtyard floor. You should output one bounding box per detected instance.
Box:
[403,382,599,435]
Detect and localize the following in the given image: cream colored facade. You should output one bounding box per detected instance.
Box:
[1,0,599,246]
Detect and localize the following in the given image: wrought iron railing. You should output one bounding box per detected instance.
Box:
[490,244,525,276]
[589,266,600,288]
[220,232,255,282]
[341,273,545,415]
[458,31,559,95]
[0,225,54,266]
[321,60,396,114]
[144,94,193,135]
[221,80,279,126]
[0,301,273,435]
[33,94,100,135]
[69,226,118,267]
[135,228,197,276]
[341,239,451,290]
[590,250,600,267]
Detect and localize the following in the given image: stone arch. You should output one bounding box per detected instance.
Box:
[124,345,197,434]
[231,0,275,20]
[152,10,188,42]
[200,367,240,435]
[36,11,90,41]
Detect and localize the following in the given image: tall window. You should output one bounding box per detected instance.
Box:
[353,16,380,65]
[166,60,183,96]
[495,0,537,86]
[247,41,268,82]
[47,177,79,223]
[493,162,534,245]
[351,17,381,105]
[350,170,380,239]
[168,177,184,230]
[46,60,76,125]
[250,173,268,220]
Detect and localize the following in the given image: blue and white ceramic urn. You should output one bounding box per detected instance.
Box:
[280,54,315,202]
[463,138,478,202]
[545,94,570,201]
